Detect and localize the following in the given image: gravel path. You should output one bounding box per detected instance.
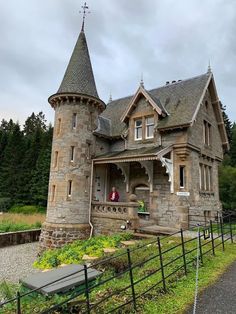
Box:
[186,261,236,314]
[0,243,40,283]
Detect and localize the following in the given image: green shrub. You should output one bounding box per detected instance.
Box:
[34,233,133,269]
[9,205,46,214]
[0,198,14,212]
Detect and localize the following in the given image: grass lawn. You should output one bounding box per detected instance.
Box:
[0,213,45,232]
[142,242,236,313]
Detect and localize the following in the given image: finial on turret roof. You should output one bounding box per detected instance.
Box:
[79,2,90,31]
[140,73,144,88]
[207,60,212,73]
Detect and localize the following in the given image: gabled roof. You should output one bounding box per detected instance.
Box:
[120,85,167,122]
[57,30,99,99]
[100,72,212,137]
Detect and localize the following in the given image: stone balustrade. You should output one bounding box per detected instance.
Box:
[91,201,140,234]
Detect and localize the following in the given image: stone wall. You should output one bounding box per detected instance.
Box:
[39,222,90,252]
[0,229,41,248]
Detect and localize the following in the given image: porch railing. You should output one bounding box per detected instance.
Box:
[91,201,139,218]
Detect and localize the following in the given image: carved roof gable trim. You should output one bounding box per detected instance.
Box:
[120,85,166,123]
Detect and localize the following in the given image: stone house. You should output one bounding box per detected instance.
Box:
[39,24,229,250]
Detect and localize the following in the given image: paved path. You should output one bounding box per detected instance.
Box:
[187,261,236,314]
[0,243,39,283]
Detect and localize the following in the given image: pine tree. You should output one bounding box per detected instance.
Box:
[220,102,232,144]
[30,125,53,206]
[229,123,236,167]
[0,123,25,200]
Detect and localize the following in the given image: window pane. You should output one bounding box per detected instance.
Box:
[146,116,154,125]
[146,125,154,138]
[135,119,142,127]
[136,127,142,139]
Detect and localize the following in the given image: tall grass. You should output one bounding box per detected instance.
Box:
[0,213,46,233]
[0,213,45,224]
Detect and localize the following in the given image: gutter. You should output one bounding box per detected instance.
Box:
[88,159,94,239]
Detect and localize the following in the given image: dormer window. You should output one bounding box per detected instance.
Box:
[145,116,154,139]
[134,119,142,140]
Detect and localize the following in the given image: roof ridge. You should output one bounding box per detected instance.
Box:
[108,72,210,104]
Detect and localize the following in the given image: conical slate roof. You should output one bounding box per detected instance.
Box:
[57,30,99,99]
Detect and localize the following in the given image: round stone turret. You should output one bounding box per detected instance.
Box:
[39,28,105,251]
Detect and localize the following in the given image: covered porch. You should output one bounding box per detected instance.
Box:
[91,146,174,233]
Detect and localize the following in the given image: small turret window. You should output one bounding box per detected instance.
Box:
[72,113,77,129]
[51,185,56,202]
[68,180,72,198]
[57,118,61,135]
[54,151,58,168]
[70,146,75,162]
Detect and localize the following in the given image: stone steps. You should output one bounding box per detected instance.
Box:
[137,225,179,236]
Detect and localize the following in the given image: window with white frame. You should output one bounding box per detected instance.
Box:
[134,119,142,140]
[145,116,154,139]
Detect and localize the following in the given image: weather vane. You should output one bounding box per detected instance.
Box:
[79,2,90,31]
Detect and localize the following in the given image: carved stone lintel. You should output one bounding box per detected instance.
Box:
[175,147,190,161]
[139,161,153,192]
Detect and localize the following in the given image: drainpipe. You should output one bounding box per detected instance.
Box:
[88,159,94,239]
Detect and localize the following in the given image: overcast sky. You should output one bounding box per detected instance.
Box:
[0,0,235,126]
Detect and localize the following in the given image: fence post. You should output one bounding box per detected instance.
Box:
[229,215,233,243]
[220,217,225,251]
[127,248,137,311]
[16,292,21,314]
[180,229,187,276]
[216,212,220,236]
[84,264,90,314]
[157,237,166,292]
[210,220,215,256]
[198,230,203,265]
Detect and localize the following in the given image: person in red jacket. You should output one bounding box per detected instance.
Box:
[109,186,120,202]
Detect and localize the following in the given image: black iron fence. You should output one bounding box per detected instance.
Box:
[0,212,235,314]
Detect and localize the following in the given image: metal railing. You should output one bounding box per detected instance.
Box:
[0,212,235,314]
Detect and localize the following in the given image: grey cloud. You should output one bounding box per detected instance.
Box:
[0,0,235,125]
